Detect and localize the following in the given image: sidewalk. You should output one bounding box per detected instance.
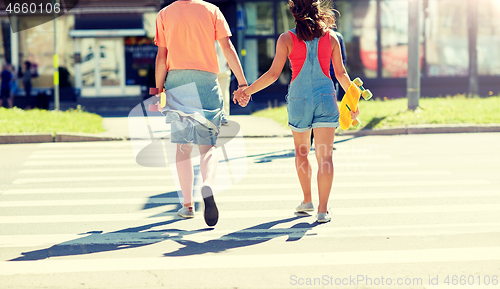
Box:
[1,115,500,144]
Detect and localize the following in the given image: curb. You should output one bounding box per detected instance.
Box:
[336,124,500,137]
[1,124,500,144]
[0,133,124,145]
[0,133,54,144]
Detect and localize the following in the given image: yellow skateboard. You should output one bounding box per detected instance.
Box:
[339,77,372,130]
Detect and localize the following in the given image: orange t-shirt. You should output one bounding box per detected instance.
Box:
[154,0,232,74]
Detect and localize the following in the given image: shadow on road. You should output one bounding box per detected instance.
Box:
[9,213,321,261]
[9,218,209,261]
[163,215,320,257]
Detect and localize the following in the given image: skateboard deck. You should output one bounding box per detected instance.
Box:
[339,77,372,130]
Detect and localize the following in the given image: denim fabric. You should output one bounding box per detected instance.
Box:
[287,29,340,132]
[162,69,224,146]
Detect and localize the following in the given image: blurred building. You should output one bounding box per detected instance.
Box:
[1,0,499,110]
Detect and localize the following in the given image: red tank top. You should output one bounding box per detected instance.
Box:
[288,31,332,82]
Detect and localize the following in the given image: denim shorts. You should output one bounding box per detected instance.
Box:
[286,80,340,132]
[163,69,223,146]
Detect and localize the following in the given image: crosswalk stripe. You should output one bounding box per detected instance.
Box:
[3,180,491,195]
[1,247,499,275]
[17,162,420,174]
[22,155,391,166]
[2,222,500,248]
[1,204,499,224]
[29,148,372,157]
[12,171,451,184]
[2,191,498,207]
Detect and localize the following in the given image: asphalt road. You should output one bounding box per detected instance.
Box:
[0,133,499,289]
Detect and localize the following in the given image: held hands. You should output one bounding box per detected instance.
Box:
[233,86,251,107]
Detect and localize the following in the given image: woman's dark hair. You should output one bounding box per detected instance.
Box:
[289,0,337,41]
[24,61,31,69]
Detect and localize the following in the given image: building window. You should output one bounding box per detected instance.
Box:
[18,15,75,88]
[380,0,413,78]
[478,0,500,76]
[425,0,468,76]
[277,1,295,34]
[337,0,378,79]
[245,2,274,36]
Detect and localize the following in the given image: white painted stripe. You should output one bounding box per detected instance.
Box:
[23,160,140,166]
[3,180,490,195]
[1,247,500,275]
[29,153,135,159]
[18,162,420,174]
[0,204,499,224]
[30,148,372,156]
[2,190,498,208]
[12,171,451,184]
[37,142,134,148]
[2,222,500,248]
[23,155,391,166]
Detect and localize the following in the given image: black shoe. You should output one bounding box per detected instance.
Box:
[201,185,219,226]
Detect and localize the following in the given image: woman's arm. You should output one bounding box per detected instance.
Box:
[155,46,168,91]
[242,33,291,96]
[330,31,359,119]
[330,31,351,92]
[218,37,247,87]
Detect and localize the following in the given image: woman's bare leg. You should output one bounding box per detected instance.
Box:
[292,130,313,204]
[312,127,335,213]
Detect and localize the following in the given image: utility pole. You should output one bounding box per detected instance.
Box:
[407,0,420,110]
[53,0,60,111]
[468,0,479,97]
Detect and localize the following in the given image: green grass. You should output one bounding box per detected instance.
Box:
[0,106,105,134]
[253,95,500,130]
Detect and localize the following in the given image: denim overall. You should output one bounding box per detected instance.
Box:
[287,28,340,132]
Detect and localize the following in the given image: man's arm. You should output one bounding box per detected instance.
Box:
[218,37,247,87]
[155,46,168,91]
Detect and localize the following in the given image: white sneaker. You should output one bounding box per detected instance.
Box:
[177,206,194,218]
[296,202,314,212]
[317,212,331,223]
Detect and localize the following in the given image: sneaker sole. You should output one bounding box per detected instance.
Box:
[317,218,331,223]
[177,212,194,219]
[202,186,219,227]
[296,208,315,213]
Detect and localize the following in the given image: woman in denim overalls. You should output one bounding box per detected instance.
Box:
[234,0,359,223]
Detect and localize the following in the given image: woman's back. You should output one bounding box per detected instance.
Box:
[288,29,333,82]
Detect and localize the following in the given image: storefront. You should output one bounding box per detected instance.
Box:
[0,1,159,107]
[70,10,158,98]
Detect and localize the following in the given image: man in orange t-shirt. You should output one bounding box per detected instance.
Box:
[154,0,248,227]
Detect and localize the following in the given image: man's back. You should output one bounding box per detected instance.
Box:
[155,0,232,74]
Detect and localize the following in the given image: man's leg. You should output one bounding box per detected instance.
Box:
[176,143,194,207]
[199,145,218,186]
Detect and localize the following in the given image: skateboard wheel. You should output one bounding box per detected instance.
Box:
[352,118,361,128]
[353,77,363,87]
[362,90,373,100]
